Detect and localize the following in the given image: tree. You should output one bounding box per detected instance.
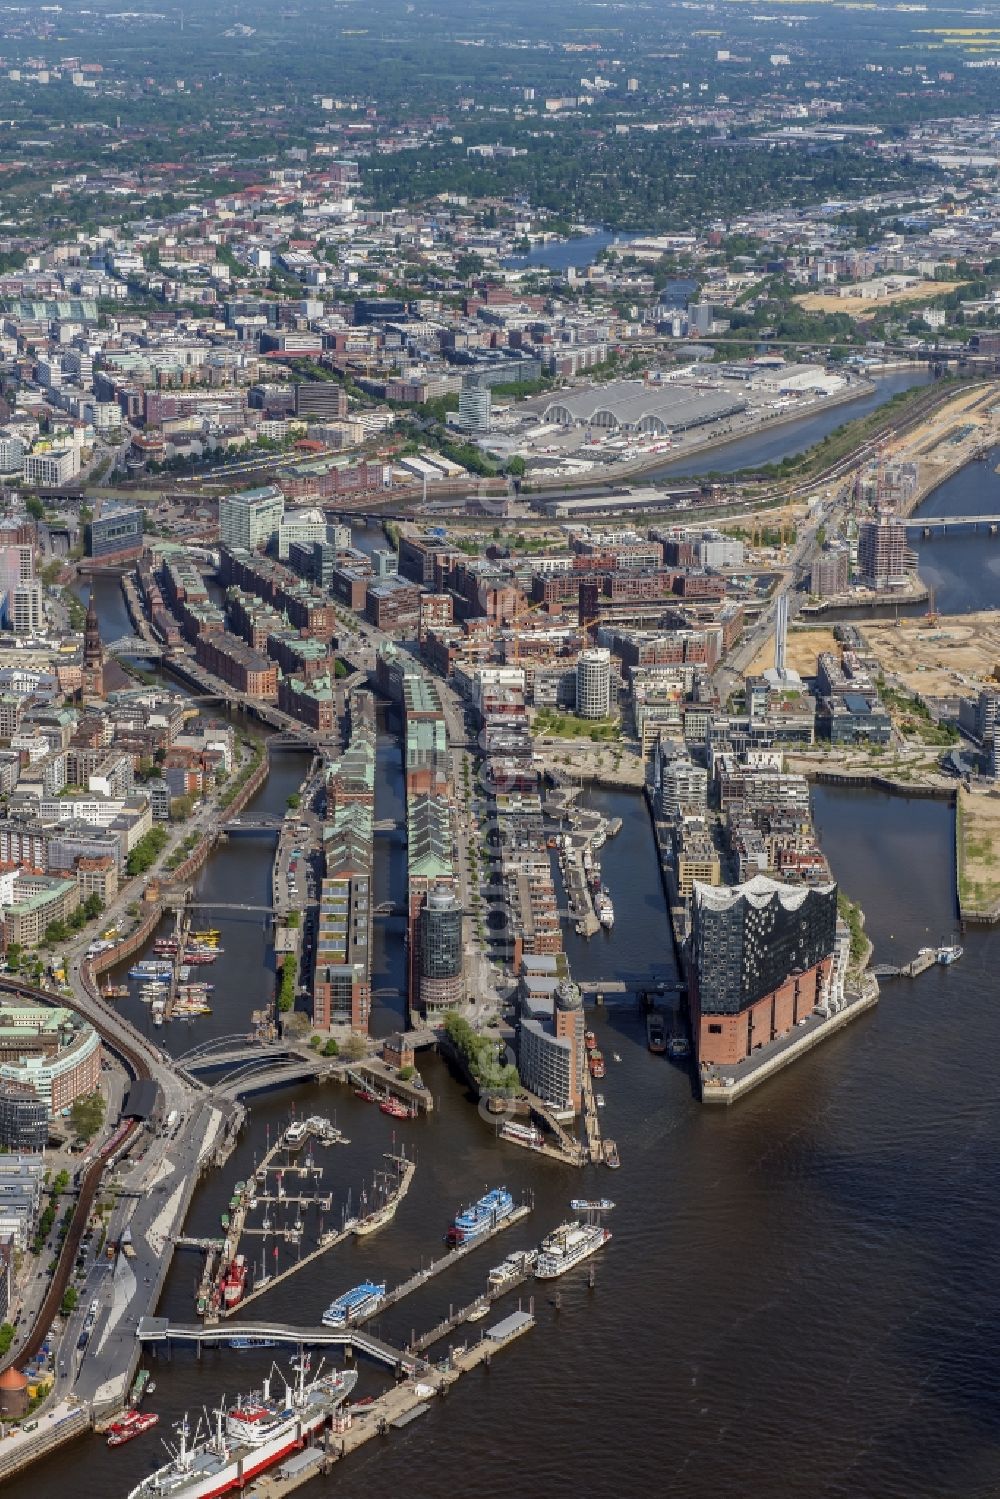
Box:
[505,455,526,477]
[60,1287,79,1317]
[25,496,44,521]
[70,1091,105,1141]
[322,1038,339,1057]
[341,1032,366,1061]
[286,793,301,810]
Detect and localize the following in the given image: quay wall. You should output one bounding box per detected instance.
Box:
[701,982,880,1107]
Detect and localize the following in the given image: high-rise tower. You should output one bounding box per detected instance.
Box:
[81,594,105,700]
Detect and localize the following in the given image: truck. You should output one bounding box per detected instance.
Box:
[164,1109,179,1135]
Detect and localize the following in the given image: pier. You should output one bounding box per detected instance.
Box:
[231,1312,536,1499]
[872,946,959,980]
[407,1264,536,1354]
[357,1202,533,1324]
[223,1151,419,1319]
[193,1123,392,1320]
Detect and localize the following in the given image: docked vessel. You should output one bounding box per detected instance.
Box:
[937,944,963,965]
[666,1036,690,1060]
[595,891,615,930]
[500,1120,543,1148]
[228,1337,277,1351]
[535,1220,612,1279]
[584,1030,597,1052]
[130,1368,152,1407]
[487,1248,538,1290]
[353,1198,396,1237]
[220,1254,248,1309]
[589,1050,606,1080]
[379,1096,415,1119]
[108,1411,159,1447]
[647,1014,667,1054]
[569,1198,615,1213]
[321,1281,386,1327]
[603,1139,620,1169]
[283,1120,308,1147]
[126,1357,357,1499]
[446,1186,515,1245]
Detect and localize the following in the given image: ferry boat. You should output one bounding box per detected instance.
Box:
[108,1411,160,1447]
[125,1357,357,1499]
[500,1120,543,1148]
[535,1220,612,1279]
[193,930,220,941]
[129,961,172,980]
[937,943,963,965]
[321,1281,386,1327]
[446,1186,515,1245]
[221,1255,248,1309]
[595,892,615,930]
[570,1198,615,1213]
[603,1139,620,1170]
[487,1249,538,1290]
[284,1120,308,1147]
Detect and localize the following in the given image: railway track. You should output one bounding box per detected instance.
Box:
[0,976,152,1371]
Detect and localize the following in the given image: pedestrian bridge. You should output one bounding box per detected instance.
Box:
[135,1317,426,1373]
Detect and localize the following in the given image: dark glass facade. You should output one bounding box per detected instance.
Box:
[0,1083,48,1152]
[87,504,144,560]
[420,888,463,979]
[693,879,838,1016]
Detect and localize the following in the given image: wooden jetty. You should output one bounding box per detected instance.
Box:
[353,1202,532,1326]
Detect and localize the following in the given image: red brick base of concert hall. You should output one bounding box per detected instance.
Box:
[691,957,832,1067]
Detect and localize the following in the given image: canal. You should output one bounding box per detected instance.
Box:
[21,575,1000,1499]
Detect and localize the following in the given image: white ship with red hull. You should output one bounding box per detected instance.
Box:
[126,1357,357,1499]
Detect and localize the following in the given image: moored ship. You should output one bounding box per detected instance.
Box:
[647,1014,667,1054]
[487,1248,538,1290]
[535,1220,612,1279]
[500,1120,543,1148]
[595,891,615,930]
[108,1411,159,1447]
[126,1357,357,1499]
[321,1281,386,1327]
[446,1186,515,1245]
[220,1254,248,1309]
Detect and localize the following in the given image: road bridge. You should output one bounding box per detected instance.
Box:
[220,815,283,833]
[902,513,1000,533]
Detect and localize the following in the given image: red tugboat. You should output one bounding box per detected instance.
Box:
[379,1097,414,1119]
[584,1031,597,1052]
[108,1411,160,1448]
[221,1254,249,1309]
[589,1050,606,1079]
[354,1086,379,1103]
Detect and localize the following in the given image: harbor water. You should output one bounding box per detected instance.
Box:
[21,544,1000,1498]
